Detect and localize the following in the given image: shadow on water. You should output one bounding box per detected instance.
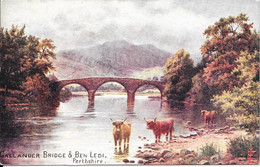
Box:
[161,101,230,129]
[0,106,58,135]
[0,109,24,143]
[0,105,59,164]
[0,95,232,165]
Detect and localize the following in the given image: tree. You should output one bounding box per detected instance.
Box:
[186,72,213,104]
[160,76,167,82]
[152,76,159,81]
[0,25,56,105]
[22,74,52,105]
[201,13,259,94]
[212,81,259,131]
[212,51,259,132]
[164,49,194,101]
[0,25,28,97]
[232,51,259,86]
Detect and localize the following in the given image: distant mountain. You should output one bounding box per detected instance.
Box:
[53,40,171,80]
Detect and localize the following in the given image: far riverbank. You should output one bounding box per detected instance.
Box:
[71,91,161,97]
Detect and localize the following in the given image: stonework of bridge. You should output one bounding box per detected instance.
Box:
[54,77,166,106]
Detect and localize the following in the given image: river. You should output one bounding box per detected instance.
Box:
[0,94,223,165]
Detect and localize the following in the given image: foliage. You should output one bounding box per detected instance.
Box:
[201,13,259,94]
[200,143,218,157]
[0,25,56,105]
[228,136,259,158]
[0,25,28,92]
[186,71,214,104]
[98,83,124,91]
[212,51,259,132]
[0,88,26,104]
[66,85,86,92]
[22,74,52,105]
[164,49,194,101]
[232,51,259,86]
[213,82,259,131]
[60,88,72,102]
[188,14,259,105]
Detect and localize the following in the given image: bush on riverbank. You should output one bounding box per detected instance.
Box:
[199,143,218,157]
[228,136,259,158]
[60,88,72,102]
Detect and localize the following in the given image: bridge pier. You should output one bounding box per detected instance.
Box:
[88,89,95,106]
[127,90,135,107]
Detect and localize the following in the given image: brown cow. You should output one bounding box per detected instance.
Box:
[201,110,218,128]
[111,118,131,149]
[144,118,174,143]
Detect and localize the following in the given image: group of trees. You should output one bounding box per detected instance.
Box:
[164,14,259,131]
[0,25,56,106]
[164,49,195,101]
[1,14,259,130]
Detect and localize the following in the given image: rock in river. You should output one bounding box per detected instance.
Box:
[210,154,220,162]
[123,159,129,163]
[180,149,191,156]
[199,160,210,165]
[184,153,196,160]
[138,160,144,164]
[159,158,165,162]
[129,160,135,163]
[160,149,171,157]
[163,152,175,159]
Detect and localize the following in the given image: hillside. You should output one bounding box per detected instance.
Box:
[52,40,171,80]
[130,66,164,80]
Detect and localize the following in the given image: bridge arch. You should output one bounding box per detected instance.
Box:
[58,83,89,102]
[94,80,128,94]
[55,82,90,104]
[134,83,163,98]
[57,82,89,95]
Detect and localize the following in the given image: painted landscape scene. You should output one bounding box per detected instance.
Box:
[0,0,259,165]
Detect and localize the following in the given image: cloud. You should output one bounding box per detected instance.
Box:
[1,0,259,61]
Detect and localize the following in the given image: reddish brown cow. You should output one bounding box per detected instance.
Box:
[144,118,174,143]
[201,110,218,128]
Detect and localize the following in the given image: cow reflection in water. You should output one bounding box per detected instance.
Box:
[114,146,129,155]
[111,118,131,155]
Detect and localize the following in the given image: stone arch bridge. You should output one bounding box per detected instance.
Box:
[54,77,166,106]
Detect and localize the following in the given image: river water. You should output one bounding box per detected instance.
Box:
[0,95,224,165]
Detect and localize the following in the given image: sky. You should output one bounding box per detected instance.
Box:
[1,0,260,61]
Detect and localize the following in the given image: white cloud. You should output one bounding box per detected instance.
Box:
[1,0,259,61]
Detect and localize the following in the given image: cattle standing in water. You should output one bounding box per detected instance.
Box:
[201,110,218,128]
[111,118,131,149]
[144,118,174,143]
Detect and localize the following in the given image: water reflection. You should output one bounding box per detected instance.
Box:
[0,95,228,165]
[114,147,129,161]
[86,105,95,112]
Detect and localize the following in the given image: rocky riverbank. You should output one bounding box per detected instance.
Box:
[122,126,259,165]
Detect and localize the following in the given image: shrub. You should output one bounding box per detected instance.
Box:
[60,88,72,102]
[200,143,218,157]
[228,136,259,158]
[236,115,259,132]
